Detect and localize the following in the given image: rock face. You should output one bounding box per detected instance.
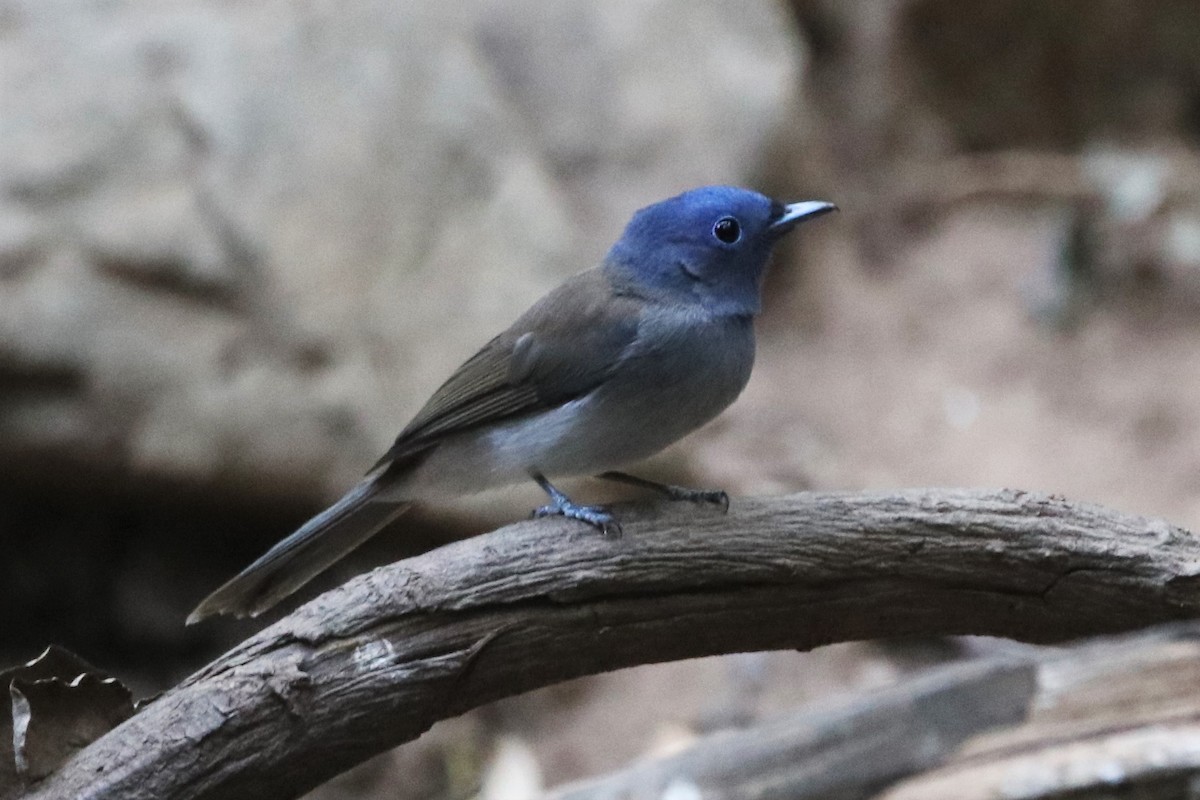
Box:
[0,0,803,501]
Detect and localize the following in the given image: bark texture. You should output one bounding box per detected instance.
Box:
[24,489,1200,800]
[547,623,1200,800]
[546,658,1041,800]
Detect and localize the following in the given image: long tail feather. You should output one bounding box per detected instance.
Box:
[187,478,409,623]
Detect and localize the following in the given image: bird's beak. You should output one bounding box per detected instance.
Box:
[769,200,837,236]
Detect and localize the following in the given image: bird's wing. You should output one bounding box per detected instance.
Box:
[375,269,643,469]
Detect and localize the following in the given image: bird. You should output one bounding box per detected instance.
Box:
[188,185,836,623]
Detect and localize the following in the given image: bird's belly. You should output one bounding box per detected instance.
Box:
[401,314,754,499]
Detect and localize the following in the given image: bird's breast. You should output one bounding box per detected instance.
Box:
[531,308,755,472]
[399,310,755,498]
[611,308,756,428]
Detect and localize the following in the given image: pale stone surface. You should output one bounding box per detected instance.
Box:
[0,0,804,500]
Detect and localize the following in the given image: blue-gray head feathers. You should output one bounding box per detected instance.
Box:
[604,186,835,315]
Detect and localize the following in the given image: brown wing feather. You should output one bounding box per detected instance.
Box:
[375,268,643,467]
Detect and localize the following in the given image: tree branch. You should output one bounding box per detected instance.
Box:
[883,623,1200,799]
[546,658,1041,800]
[24,489,1200,800]
[546,622,1200,800]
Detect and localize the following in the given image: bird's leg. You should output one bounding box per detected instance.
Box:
[596,471,730,512]
[531,473,622,537]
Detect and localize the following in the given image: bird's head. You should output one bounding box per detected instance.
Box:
[604,185,835,316]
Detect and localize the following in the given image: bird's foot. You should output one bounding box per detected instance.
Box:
[532,499,622,537]
[531,472,623,537]
[660,485,730,511]
[596,471,730,513]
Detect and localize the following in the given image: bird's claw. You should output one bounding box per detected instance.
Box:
[663,486,730,513]
[533,501,623,537]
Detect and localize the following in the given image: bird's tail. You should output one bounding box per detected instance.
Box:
[187,477,410,624]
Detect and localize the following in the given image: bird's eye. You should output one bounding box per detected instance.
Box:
[713,217,741,244]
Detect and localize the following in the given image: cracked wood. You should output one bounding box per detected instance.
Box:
[23,488,1200,800]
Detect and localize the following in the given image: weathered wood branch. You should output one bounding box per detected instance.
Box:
[883,623,1200,800]
[546,658,1041,800]
[25,489,1200,800]
[545,623,1200,800]
[883,624,1200,799]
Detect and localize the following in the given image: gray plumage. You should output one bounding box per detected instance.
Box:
[189,186,834,622]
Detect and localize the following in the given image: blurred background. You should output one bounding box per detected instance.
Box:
[5,0,1200,796]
